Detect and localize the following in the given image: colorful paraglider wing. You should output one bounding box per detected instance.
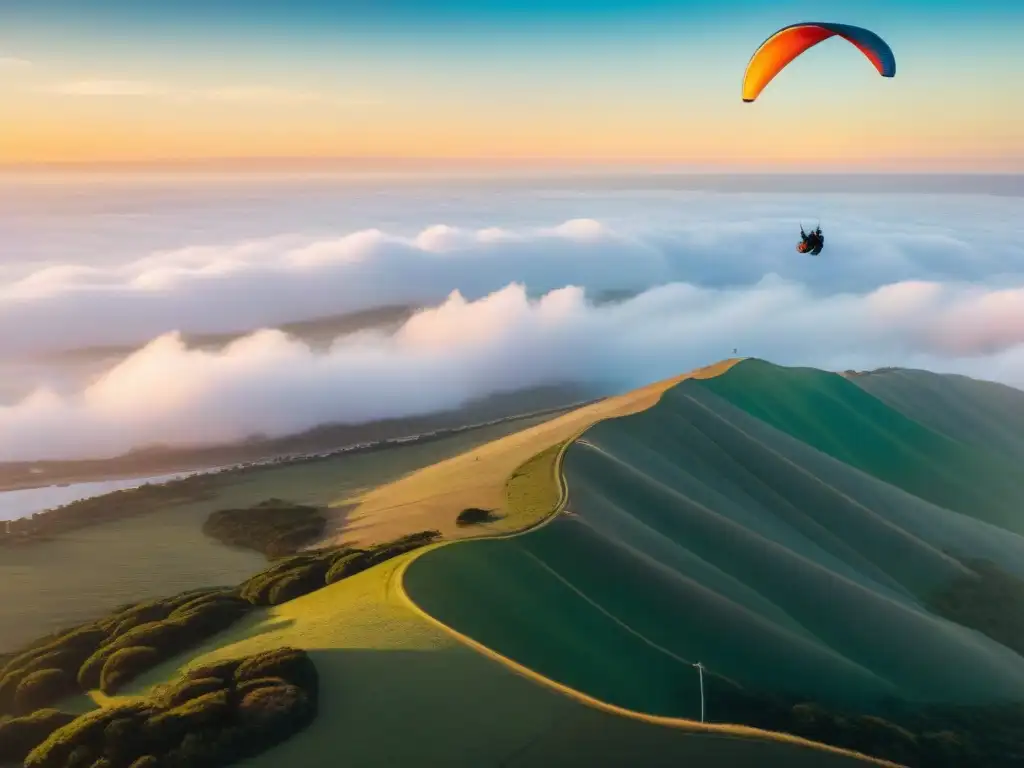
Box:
[742,22,895,103]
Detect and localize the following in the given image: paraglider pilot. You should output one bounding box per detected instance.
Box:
[797,225,824,256]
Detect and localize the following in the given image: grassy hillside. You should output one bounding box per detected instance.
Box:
[849,367,1024,460]
[695,359,1024,535]
[25,357,1024,766]
[406,380,1024,715]
[87,529,884,767]
[326,359,743,546]
[30,357,890,767]
[0,414,555,652]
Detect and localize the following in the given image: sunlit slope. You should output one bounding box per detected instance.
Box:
[405,379,1024,719]
[850,368,1024,459]
[696,359,1024,535]
[101,552,886,768]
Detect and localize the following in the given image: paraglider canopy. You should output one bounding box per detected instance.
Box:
[742,22,895,102]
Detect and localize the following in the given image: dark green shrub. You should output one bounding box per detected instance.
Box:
[66,743,98,768]
[143,690,231,752]
[265,520,328,559]
[23,647,317,768]
[234,676,287,699]
[0,708,76,763]
[25,703,154,768]
[101,646,161,694]
[172,599,250,635]
[14,668,77,713]
[78,622,173,689]
[163,728,239,768]
[0,625,93,678]
[101,593,212,645]
[265,563,330,605]
[1,648,78,686]
[235,648,318,698]
[82,602,249,692]
[384,530,441,549]
[166,590,241,620]
[237,683,313,732]
[203,500,326,559]
[180,659,242,686]
[2,626,106,705]
[324,552,371,585]
[102,716,149,766]
[456,507,495,526]
[160,677,227,708]
[238,554,319,604]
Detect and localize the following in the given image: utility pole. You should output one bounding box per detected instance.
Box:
[694,662,705,723]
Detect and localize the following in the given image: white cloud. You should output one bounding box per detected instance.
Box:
[2,199,1022,358]
[0,57,32,69]
[2,180,1023,461]
[3,279,1024,462]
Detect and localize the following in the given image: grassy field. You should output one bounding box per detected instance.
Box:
[405,363,1024,728]
[0,413,555,652]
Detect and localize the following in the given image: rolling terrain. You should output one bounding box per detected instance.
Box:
[26,358,1024,767]
[41,357,890,767]
[404,359,1024,764]
[848,367,1024,460]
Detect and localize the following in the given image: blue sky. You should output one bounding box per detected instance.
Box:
[3,0,1022,168]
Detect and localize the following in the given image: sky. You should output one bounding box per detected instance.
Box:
[1,173,1023,461]
[2,0,1023,169]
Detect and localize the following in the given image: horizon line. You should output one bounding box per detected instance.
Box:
[2,157,1022,177]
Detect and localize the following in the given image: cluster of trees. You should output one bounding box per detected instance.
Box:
[1,477,218,548]
[705,674,979,766]
[13,646,318,768]
[238,530,441,605]
[0,709,78,765]
[0,588,253,718]
[201,499,327,559]
[0,529,441,724]
[455,508,498,527]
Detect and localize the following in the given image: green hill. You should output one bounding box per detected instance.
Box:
[405,361,1024,765]
[849,367,1024,460]
[695,359,1024,535]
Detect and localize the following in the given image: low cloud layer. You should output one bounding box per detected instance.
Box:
[3,193,1023,357]
[2,181,1023,461]
[4,278,1024,462]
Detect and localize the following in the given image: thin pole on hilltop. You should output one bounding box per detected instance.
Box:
[694,661,705,723]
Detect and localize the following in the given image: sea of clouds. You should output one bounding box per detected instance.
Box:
[2,174,1023,461]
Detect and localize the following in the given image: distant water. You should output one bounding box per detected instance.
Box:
[0,471,202,522]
